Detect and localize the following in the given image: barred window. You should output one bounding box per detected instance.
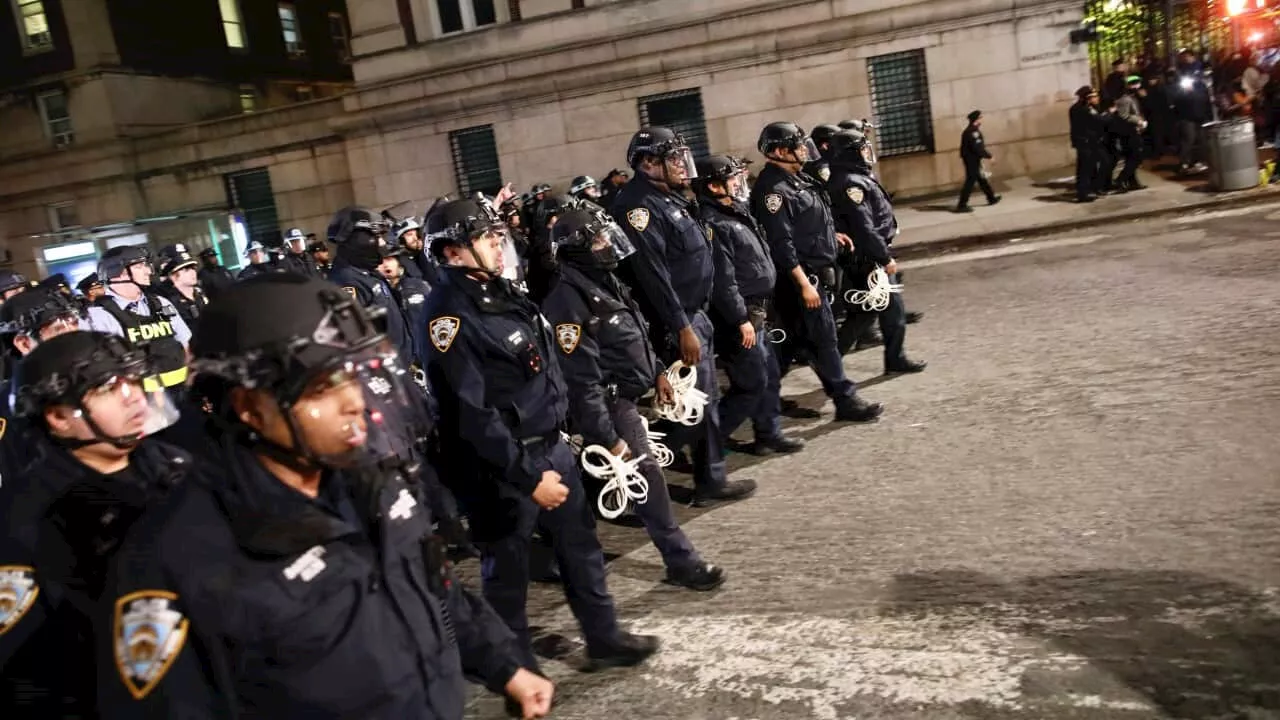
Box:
[450,125,503,197]
[637,89,710,160]
[866,50,935,157]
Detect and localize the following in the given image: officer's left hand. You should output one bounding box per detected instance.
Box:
[505,668,555,719]
[739,321,757,349]
[655,374,675,407]
[836,232,854,249]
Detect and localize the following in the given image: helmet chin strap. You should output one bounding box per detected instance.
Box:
[55,405,143,451]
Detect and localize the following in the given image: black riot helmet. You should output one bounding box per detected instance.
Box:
[693,155,750,203]
[757,122,820,164]
[0,286,83,344]
[0,269,27,296]
[552,207,636,272]
[98,245,154,292]
[328,206,390,271]
[568,175,601,200]
[425,198,507,276]
[829,129,876,174]
[16,331,179,448]
[190,274,409,471]
[810,124,841,152]
[626,127,698,189]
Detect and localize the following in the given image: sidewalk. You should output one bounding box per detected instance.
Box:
[892,158,1280,259]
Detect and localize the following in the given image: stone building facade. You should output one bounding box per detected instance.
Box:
[0,0,1089,281]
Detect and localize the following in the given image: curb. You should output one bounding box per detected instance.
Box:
[893,186,1280,261]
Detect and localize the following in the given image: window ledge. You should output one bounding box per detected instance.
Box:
[22,45,55,57]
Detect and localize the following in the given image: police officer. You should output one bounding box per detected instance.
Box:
[307,239,333,278]
[395,216,442,285]
[751,122,882,423]
[806,124,841,182]
[37,273,71,298]
[327,206,416,368]
[237,240,273,279]
[378,244,432,363]
[0,331,186,716]
[423,198,659,674]
[196,248,235,299]
[827,130,927,376]
[568,175,603,204]
[598,169,629,210]
[281,227,321,277]
[93,275,553,719]
[956,110,1001,212]
[155,243,209,327]
[541,207,726,590]
[1070,86,1105,203]
[612,127,757,505]
[76,272,105,302]
[694,155,802,456]
[0,269,28,305]
[84,245,191,396]
[0,287,86,417]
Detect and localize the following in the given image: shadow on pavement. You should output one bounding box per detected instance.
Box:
[1033,192,1078,203]
[886,569,1280,718]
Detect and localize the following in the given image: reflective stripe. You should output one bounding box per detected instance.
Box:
[142,367,189,392]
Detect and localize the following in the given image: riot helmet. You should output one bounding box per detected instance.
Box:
[552,208,635,272]
[191,274,411,471]
[98,245,154,291]
[16,331,179,449]
[810,123,841,156]
[757,122,820,165]
[626,127,698,189]
[0,286,84,354]
[328,206,391,272]
[693,155,750,204]
[426,199,508,277]
[569,175,601,200]
[828,129,876,174]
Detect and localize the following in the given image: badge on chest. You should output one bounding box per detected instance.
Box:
[555,323,581,354]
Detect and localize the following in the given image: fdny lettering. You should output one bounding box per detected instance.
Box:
[125,320,175,344]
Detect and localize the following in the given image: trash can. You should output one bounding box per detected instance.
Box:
[1204,118,1259,191]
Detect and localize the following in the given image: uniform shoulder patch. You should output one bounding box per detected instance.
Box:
[114,590,189,700]
[555,323,582,354]
[764,194,783,214]
[818,166,831,182]
[0,417,7,442]
[846,186,865,204]
[626,208,650,232]
[0,565,38,636]
[342,286,358,300]
[429,316,461,352]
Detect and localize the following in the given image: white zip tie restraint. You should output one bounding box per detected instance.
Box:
[766,327,788,345]
[580,444,649,520]
[843,265,903,313]
[808,274,835,305]
[639,416,673,468]
[654,361,708,426]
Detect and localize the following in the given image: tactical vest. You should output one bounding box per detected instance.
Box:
[94,294,188,390]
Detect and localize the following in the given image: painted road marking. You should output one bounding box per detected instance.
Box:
[1171,201,1280,224]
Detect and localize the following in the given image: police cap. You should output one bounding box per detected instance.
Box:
[76,272,103,295]
[157,243,198,276]
[39,273,70,293]
[191,274,385,402]
[967,109,983,123]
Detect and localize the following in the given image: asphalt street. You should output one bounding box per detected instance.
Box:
[465,201,1280,720]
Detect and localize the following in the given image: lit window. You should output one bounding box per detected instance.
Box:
[328,12,350,61]
[239,88,257,113]
[279,3,305,56]
[435,0,498,35]
[218,0,246,49]
[13,0,53,52]
[37,90,74,148]
[294,85,313,102]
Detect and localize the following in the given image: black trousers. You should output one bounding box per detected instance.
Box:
[1075,146,1100,199]
[957,163,996,207]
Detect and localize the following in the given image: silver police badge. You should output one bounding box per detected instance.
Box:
[429,316,460,353]
[555,323,581,354]
[764,194,783,214]
[0,565,38,636]
[114,590,189,700]
[626,208,650,232]
[817,166,831,182]
[846,187,865,204]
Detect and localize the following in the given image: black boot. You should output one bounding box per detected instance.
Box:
[586,631,661,671]
[665,562,726,591]
[835,396,883,423]
[747,435,805,456]
[904,311,924,324]
[780,398,821,419]
[693,479,758,508]
[885,359,927,374]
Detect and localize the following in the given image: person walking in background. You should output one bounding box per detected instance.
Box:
[955,110,1000,213]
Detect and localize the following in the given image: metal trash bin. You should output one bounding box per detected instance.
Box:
[1204,118,1259,191]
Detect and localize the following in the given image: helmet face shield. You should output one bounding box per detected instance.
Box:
[590,223,635,269]
[797,137,821,163]
[663,146,698,184]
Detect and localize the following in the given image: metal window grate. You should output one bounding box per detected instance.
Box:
[867,50,935,157]
[450,125,503,198]
[226,169,282,249]
[638,89,710,160]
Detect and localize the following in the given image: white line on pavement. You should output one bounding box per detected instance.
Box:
[1170,201,1280,224]
[901,234,1110,270]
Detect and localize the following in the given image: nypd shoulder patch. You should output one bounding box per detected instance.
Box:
[0,565,38,636]
[114,590,189,700]
[429,316,461,353]
[764,194,783,214]
[817,166,831,182]
[555,323,582,354]
[846,186,865,204]
[0,417,7,442]
[626,208,650,232]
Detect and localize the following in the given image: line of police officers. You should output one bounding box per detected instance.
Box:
[0,119,926,719]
